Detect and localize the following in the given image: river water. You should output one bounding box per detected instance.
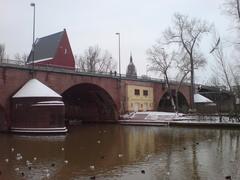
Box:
[0,125,240,180]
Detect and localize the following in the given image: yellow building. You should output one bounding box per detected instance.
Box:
[126,85,154,112]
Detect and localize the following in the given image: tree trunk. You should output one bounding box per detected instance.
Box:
[190,55,195,111]
[165,73,176,112]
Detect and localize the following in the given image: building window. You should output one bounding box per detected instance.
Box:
[64,48,67,54]
[131,103,133,107]
[134,89,140,95]
[143,90,148,96]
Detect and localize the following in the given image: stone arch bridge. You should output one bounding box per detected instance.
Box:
[0,63,191,130]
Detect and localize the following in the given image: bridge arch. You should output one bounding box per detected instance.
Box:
[158,90,189,113]
[62,83,118,123]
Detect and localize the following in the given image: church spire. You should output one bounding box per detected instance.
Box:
[130,52,133,63]
[126,52,137,78]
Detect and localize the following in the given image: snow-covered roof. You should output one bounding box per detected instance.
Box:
[194,94,213,103]
[13,79,61,98]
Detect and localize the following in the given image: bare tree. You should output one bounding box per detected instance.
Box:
[163,13,211,110]
[175,51,206,112]
[14,53,28,63]
[223,0,240,28]
[222,0,240,56]
[210,36,240,120]
[147,44,177,111]
[208,29,233,88]
[214,47,233,91]
[208,75,222,87]
[0,44,6,62]
[76,46,117,73]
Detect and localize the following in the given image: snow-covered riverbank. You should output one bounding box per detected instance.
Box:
[121,111,194,121]
[120,111,240,125]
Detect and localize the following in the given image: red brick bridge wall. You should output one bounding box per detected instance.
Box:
[0,66,191,130]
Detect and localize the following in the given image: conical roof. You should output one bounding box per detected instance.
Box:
[13,79,61,98]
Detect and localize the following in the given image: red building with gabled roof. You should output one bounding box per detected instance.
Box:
[27,29,75,69]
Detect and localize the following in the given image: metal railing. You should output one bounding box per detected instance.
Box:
[0,58,190,85]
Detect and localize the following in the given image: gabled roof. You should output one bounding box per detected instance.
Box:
[27,30,65,63]
[13,79,61,98]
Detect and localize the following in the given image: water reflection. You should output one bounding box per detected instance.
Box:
[0,125,240,179]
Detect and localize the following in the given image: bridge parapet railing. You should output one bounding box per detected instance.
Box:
[0,59,188,85]
[0,59,26,66]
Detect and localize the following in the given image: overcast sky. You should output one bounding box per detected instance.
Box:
[0,0,232,83]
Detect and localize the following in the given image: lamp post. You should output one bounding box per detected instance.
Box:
[115,32,121,78]
[30,3,35,72]
[115,32,123,115]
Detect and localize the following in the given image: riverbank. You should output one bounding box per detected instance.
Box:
[119,112,240,128]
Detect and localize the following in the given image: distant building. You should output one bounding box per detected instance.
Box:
[126,54,137,78]
[27,29,75,69]
[126,85,154,112]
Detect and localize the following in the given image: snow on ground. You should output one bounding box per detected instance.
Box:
[121,111,239,123]
[145,112,183,121]
[122,111,185,121]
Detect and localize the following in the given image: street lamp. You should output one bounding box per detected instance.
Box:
[30,3,36,71]
[115,32,121,78]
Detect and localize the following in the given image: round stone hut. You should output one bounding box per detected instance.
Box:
[11,79,67,133]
